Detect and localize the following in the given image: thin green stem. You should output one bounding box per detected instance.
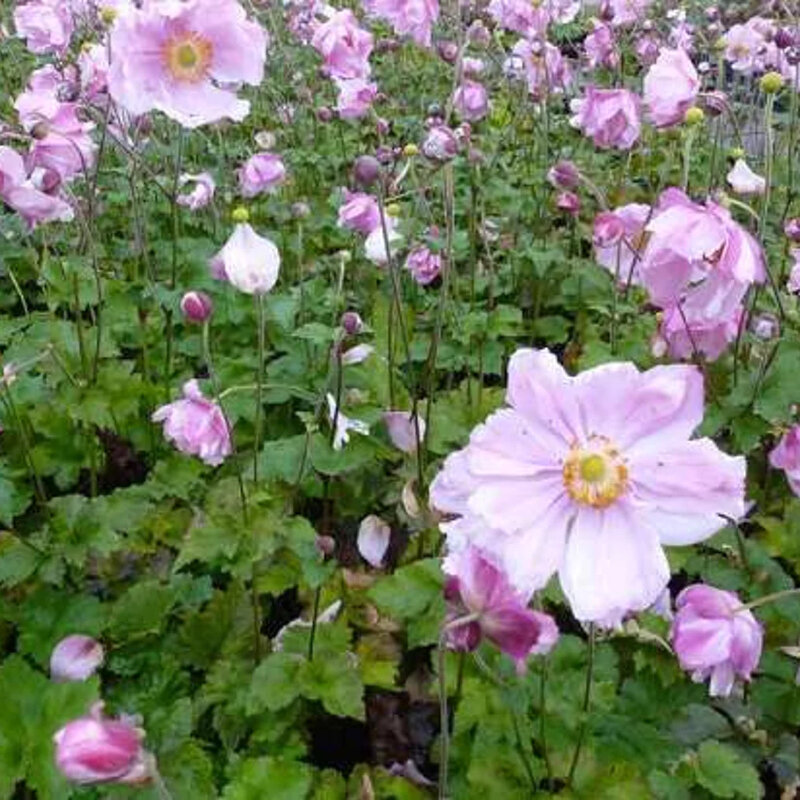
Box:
[254,293,266,483]
[741,587,800,612]
[567,624,596,786]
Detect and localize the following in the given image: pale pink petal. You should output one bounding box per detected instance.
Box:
[559,501,669,624]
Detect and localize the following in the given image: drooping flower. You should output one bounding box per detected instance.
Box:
[405,245,442,285]
[108,0,268,128]
[656,303,742,362]
[50,635,104,682]
[327,393,369,450]
[593,203,650,285]
[334,77,378,119]
[341,343,374,365]
[785,218,800,243]
[570,87,641,150]
[15,66,97,183]
[487,0,548,38]
[421,125,459,162]
[54,704,150,785]
[556,191,580,216]
[726,159,766,196]
[584,21,619,70]
[383,410,425,453]
[769,426,800,496]
[362,0,439,48]
[357,514,391,567]
[444,547,559,669]
[338,189,381,235]
[365,222,402,265]
[210,223,280,295]
[671,584,763,697]
[177,172,215,210]
[452,80,489,122]
[643,48,700,128]
[312,9,373,79]
[0,145,74,228]
[14,0,74,54]
[238,153,286,197]
[608,0,650,27]
[152,380,232,466]
[639,188,765,334]
[509,40,572,99]
[430,348,746,624]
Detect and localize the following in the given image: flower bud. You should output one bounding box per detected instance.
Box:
[787,47,800,67]
[353,155,381,187]
[403,143,419,157]
[50,635,104,682]
[684,106,705,126]
[437,41,458,63]
[291,201,310,219]
[752,313,779,341]
[775,28,796,50]
[100,6,117,24]
[375,145,394,165]
[341,311,364,335]
[785,218,800,242]
[385,202,401,217]
[31,121,50,140]
[467,19,491,47]
[422,125,459,162]
[231,206,249,223]
[54,705,149,785]
[180,291,213,324]
[316,106,333,122]
[315,535,336,557]
[547,160,580,190]
[728,146,745,160]
[556,191,580,216]
[760,71,784,94]
[700,90,728,117]
[254,130,277,149]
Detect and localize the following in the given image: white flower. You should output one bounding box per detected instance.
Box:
[326,393,369,450]
[357,514,391,568]
[212,223,280,294]
[726,159,766,196]
[364,224,402,266]
[341,344,374,365]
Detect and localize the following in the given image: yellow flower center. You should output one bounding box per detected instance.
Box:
[164,32,213,83]
[563,437,628,508]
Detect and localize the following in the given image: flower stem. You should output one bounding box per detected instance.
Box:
[201,322,261,663]
[567,623,596,786]
[437,631,451,800]
[253,293,266,483]
[741,587,800,612]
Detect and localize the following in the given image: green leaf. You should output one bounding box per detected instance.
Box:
[222,757,314,800]
[694,741,763,799]
[300,654,364,720]
[0,473,33,526]
[110,580,177,639]
[247,652,303,714]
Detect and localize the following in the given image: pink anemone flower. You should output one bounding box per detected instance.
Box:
[108,0,268,128]
[430,348,746,625]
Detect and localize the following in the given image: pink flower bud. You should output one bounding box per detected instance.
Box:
[671,585,762,697]
[437,40,458,63]
[556,191,580,216]
[180,291,213,324]
[547,160,580,190]
[316,106,334,123]
[785,218,800,242]
[775,27,796,50]
[50,635,104,682]
[54,706,149,785]
[421,125,459,162]
[353,154,381,187]
[341,311,364,335]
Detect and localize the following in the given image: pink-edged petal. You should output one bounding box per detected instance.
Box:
[631,438,746,544]
[559,501,669,624]
[505,348,584,449]
[155,81,250,129]
[729,614,762,677]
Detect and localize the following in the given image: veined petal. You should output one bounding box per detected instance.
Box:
[559,501,669,624]
[631,438,746,544]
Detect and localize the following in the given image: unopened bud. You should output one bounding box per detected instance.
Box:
[353,155,381,187]
[231,206,249,223]
[760,71,784,94]
[180,291,213,324]
[341,311,364,335]
[684,106,705,125]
